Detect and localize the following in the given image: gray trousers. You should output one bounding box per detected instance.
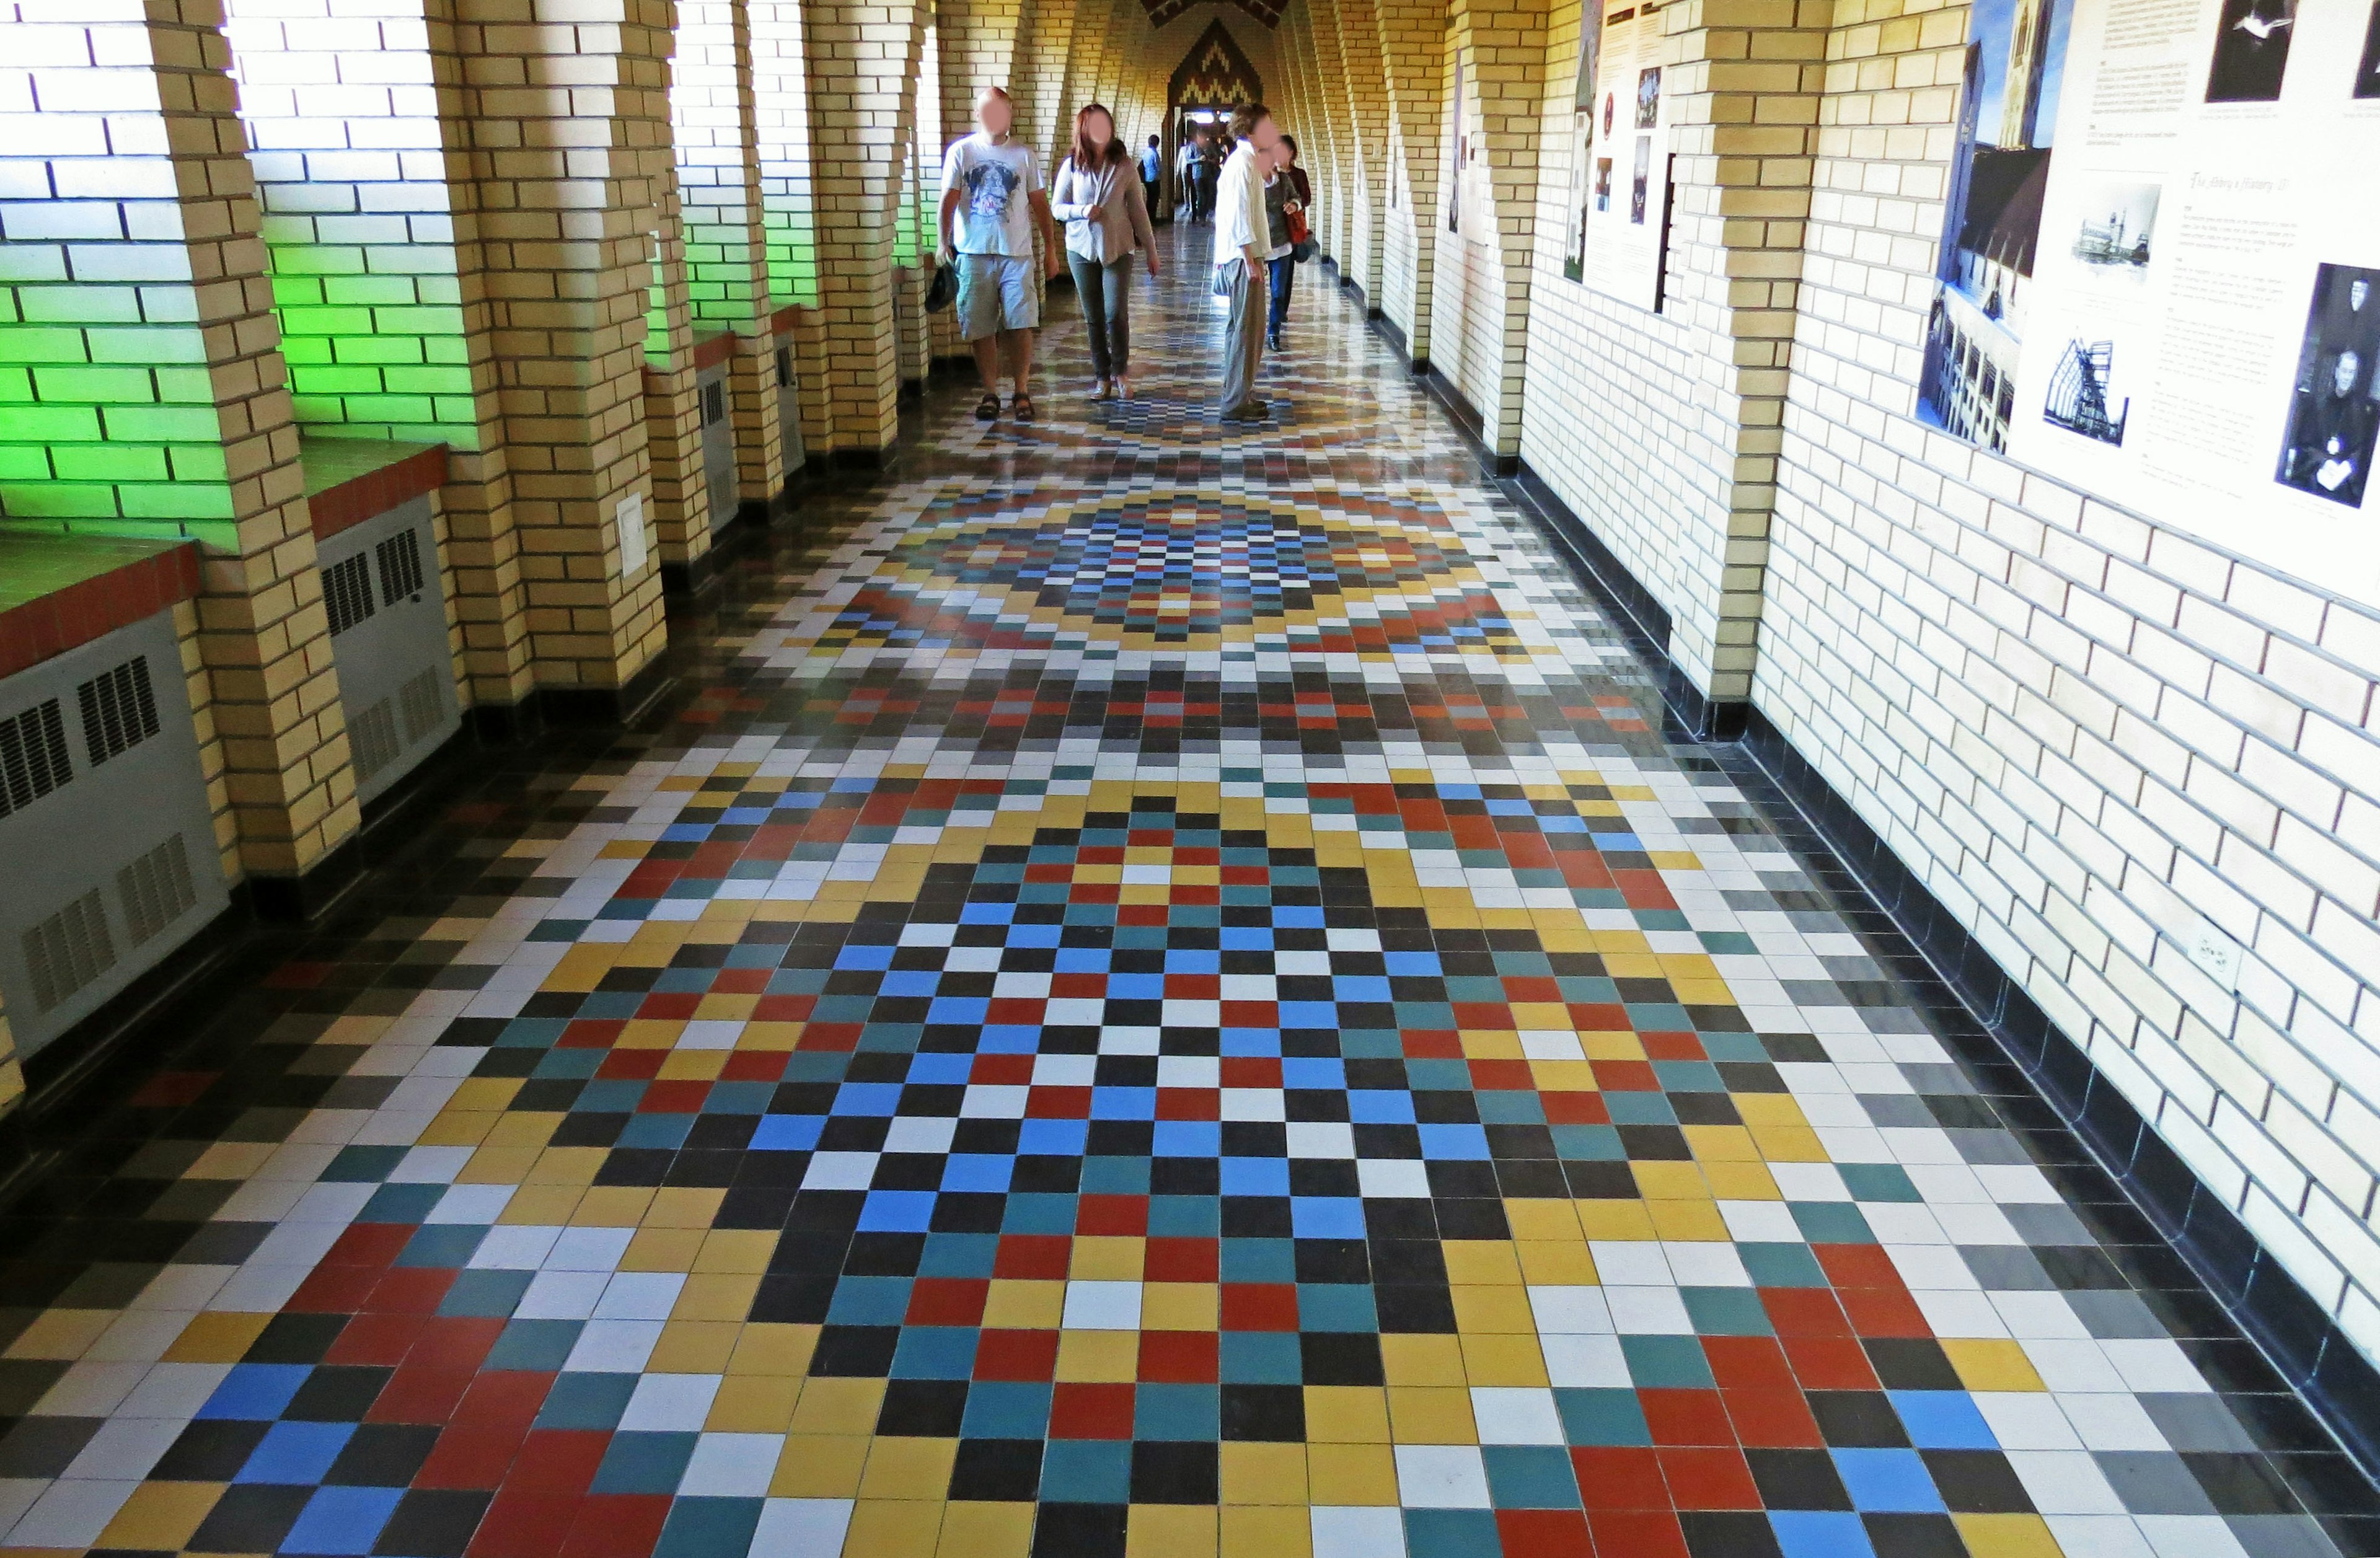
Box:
[1218,258,1268,412]
[1069,253,1133,381]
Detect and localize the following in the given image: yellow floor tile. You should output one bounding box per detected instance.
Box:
[1219,1441,1309,1505]
[860,1436,958,1500]
[1220,1505,1311,1558]
[1954,1513,2067,1557]
[1386,1385,1477,1443]
[1128,1504,1217,1558]
[937,1500,1036,1558]
[1459,1333,1549,1386]
[164,1311,271,1363]
[1302,1386,1390,1442]
[97,1480,221,1549]
[1056,1330,1140,1381]
[791,1377,888,1435]
[770,1433,872,1497]
[1380,1334,1466,1386]
[1943,1338,2047,1391]
[1305,1440,1400,1504]
[845,1498,948,1558]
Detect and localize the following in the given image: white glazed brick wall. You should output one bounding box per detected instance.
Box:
[1426,29,1517,446]
[1760,0,2380,1360]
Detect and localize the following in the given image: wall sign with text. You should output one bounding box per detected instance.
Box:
[1572,0,1670,310]
[1921,0,2380,606]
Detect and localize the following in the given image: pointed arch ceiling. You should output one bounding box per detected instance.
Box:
[1155,0,1277,37]
[1168,18,1267,103]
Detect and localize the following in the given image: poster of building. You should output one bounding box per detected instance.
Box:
[1921,0,2380,607]
[1564,11,1602,281]
[1576,0,1668,309]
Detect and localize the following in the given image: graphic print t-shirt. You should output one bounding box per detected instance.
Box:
[941,133,1042,257]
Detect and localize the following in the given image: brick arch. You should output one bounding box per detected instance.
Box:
[1168,19,1269,99]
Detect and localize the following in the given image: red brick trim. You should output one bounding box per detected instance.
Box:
[0,540,203,682]
[306,444,449,542]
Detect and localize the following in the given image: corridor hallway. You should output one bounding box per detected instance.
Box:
[0,228,2372,1558]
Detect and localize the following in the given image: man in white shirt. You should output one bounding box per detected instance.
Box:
[938,86,1062,421]
[1212,102,1282,422]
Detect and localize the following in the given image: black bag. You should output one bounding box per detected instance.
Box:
[1292,238,1318,265]
[925,262,958,313]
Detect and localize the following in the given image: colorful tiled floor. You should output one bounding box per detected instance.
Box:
[2,226,2376,1558]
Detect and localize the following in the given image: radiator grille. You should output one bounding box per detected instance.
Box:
[377,526,426,605]
[0,698,72,817]
[399,667,445,746]
[76,654,161,768]
[118,833,199,947]
[325,552,377,636]
[24,889,116,1013]
[351,697,402,781]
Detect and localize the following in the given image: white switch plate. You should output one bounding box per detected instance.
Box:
[2184,917,2242,993]
[617,491,649,577]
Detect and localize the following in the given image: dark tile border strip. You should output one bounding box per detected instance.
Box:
[1732,708,2380,1481]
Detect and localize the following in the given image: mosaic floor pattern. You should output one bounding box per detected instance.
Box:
[2,226,2376,1558]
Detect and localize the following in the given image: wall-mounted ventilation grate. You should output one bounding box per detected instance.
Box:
[703,379,728,425]
[0,698,72,817]
[399,667,444,746]
[377,527,426,606]
[25,888,116,1012]
[325,552,377,635]
[118,834,198,947]
[77,654,161,768]
[351,697,402,781]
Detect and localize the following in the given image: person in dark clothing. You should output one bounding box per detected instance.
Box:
[1195,134,1222,222]
[1264,136,1313,351]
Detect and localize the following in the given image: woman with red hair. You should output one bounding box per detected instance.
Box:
[1049,103,1161,400]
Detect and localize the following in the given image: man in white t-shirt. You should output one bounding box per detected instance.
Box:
[1211,102,1282,422]
[938,86,1061,421]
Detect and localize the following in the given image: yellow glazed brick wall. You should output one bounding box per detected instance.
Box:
[803,0,927,454]
[674,0,787,505]
[134,0,363,878]
[641,136,712,567]
[452,0,668,692]
[221,0,536,712]
[1369,0,1447,363]
[1514,0,1828,700]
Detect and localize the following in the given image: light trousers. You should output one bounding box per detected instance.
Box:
[1218,258,1269,413]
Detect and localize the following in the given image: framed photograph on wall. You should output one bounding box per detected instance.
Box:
[1564,12,1602,281]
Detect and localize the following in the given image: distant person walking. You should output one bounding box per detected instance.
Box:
[1139,134,1165,224]
[1213,102,1282,423]
[1175,132,1201,220]
[1195,132,1222,222]
[1052,103,1160,401]
[939,86,1062,422]
[1266,135,1313,352]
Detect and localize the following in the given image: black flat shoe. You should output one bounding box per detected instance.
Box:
[974,394,1000,420]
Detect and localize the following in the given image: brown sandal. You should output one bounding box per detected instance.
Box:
[1010,394,1037,422]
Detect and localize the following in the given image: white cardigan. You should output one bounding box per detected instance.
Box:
[1049,156,1158,266]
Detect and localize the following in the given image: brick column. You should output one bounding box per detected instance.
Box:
[2,0,362,887]
[674,0,785,514]
[1325,0,1391,307]
[641,130,710,569]
[1374,0,1446,363]
[1030,0,1078,169]
[1653,0,1831,701]
[453,0,668,696]
[1456,0,1553,456]
[801,0,928,457]
[752,0,832,452]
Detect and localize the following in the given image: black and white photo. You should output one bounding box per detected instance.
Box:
[1636,66,1660,129]
[1630,136,1651,222]
[2275,264,2380,506]
[2206,0,2295,102]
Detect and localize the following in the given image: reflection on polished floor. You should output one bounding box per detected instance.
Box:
[1,226,2374,1558]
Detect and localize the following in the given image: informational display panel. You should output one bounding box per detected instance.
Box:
[1921,0,2380,605]
[1574,0,1670,309]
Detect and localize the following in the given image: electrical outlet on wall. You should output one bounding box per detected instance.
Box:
[618,491,650,577]
[2183,917,2242,993]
